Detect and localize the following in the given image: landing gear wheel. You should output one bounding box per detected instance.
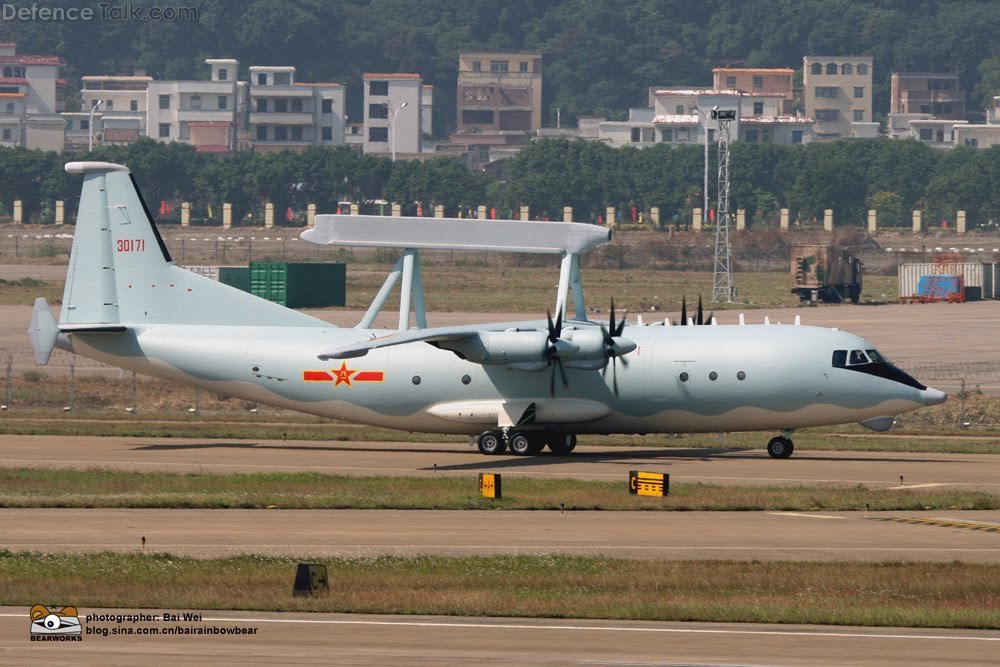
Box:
[547,433,577,455]
[477,430,506,455]
[767,436,794,459]
[508,431,542,456]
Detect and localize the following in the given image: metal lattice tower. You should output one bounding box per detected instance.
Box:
[712,115,735,303]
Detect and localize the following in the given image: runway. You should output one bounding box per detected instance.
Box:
[3,507,1000,561]
[3,433,1000,490]
[1,608,997,666]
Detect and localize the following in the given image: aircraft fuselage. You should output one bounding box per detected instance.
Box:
[61,320,939,436]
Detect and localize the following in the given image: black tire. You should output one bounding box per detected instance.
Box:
[526,433,546,455]
[547,433,577,454]
[477,430,506,455]
[767,436,794,459]
[508,431,534,456]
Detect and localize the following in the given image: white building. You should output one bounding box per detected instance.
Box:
[892,96,1000,149]
[803,56,874,140]
[362,73,425,158]
[248,65,345,152]
[146,59,242,152]
[0,42,66,150]
[74,74,152,147]
[597,89,812,148]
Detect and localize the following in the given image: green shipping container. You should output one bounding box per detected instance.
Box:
[248,262,346,308]
[218,266,250,293]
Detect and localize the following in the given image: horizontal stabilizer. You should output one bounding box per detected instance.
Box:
[28,298,58,365]
[302,215,611,255]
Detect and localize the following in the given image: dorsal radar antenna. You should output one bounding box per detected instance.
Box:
[301,215,611,330]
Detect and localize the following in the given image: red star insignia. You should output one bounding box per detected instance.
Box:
[333,361,356,386]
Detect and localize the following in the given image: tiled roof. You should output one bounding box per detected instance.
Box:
[0,77,26,84]
[188,121,231,127]
[294,82,344,87]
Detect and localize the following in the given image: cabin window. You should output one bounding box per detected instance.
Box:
[709,371,718,381]
[461,374,471,385]
[849,350,869,365]
[737,371,746,381]
[678,371,689,382]
[832,350,847,367]
[411,375,421,385]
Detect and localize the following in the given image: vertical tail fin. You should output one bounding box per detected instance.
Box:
[61,161,325,328]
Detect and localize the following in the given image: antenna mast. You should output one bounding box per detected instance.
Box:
[711,108,736,303]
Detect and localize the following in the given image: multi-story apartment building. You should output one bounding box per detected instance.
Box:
[248,65,345,153]
[455,52,542,133]
[887,73,966,140]
[362,73,423,157]
[147,59,242,152]
[802,56,873,139]
[0,42,66,150]
[76,74,152,146]
[599,89,812,148]
[890,73,965,118]
[713,68,794,109]
[452,52,542,169]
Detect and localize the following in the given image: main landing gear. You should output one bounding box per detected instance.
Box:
[767,435,794,459]
[476,430,576,456]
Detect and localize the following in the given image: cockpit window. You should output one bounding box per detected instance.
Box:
[866,349,886,364]
[833,346,926,390]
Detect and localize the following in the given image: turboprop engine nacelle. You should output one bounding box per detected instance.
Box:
[561,329,637,369]
[445,331,579,365]
[441,328,636,369]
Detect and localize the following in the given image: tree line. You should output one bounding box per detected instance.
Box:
[2,138,999,229]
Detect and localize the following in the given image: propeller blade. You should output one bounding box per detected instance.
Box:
[705,310,715,326]
[612,358,619,395]
[696,295,704,326]
[557,357,568,387]
[680,296,687,326]
[554,309,562,339]
[609,298,617,337]
[546,311,555,342]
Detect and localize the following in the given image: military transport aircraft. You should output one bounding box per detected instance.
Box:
[28,162,946,458]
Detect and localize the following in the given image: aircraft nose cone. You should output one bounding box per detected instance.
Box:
[923,387,948,406]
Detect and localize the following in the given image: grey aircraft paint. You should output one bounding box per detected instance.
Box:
[28,162,946,458]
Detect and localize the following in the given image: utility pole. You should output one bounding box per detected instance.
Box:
[711,107,736,303]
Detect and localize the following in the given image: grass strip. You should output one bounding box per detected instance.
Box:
[1,469,997,511]
[1,415,999,454]
[1,551,997,629]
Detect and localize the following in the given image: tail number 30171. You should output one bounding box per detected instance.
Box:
[116,239,145,252]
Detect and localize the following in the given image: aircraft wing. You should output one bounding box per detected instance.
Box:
[318,320,550,359]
